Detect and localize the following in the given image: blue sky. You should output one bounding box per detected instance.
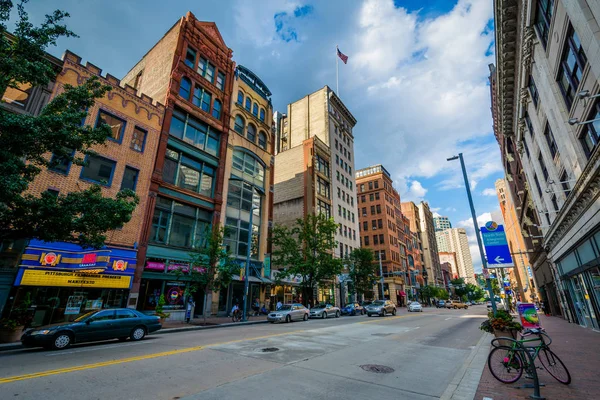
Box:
[15,0,504,271]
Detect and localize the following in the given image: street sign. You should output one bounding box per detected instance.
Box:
[480,221,513,267]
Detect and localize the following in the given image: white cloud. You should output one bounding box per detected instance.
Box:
[401,179,428,201]
[233,0,303,46]
[482,188,497,196]
[445,207,457,212]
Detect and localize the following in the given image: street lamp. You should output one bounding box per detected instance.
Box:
[447,153,497,314]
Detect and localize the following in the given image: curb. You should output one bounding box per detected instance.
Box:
[440,332,492,400]
[0,320,269,352]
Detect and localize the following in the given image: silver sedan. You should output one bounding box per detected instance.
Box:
[309,304,340,319]
[267,304,309,323]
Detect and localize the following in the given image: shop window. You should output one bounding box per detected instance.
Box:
[96,110,126,143]
[80,155,116,186]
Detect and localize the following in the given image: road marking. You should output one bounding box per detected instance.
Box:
[445,317,453,320]
[0,329,307,385]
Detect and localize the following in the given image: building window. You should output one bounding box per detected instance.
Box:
[49,150,73,175]
[150,196,211,249]
[538,153,549,180]
[234,115,245,135]
[315,155,330,177]
[192,85,213,112]
[258,131,267,150]
[375,192,379,200]
[252,103,258,117]
[80,155,116,186]
[225,181,261,259]
[580,100,600,158]
[535,0,553,48]
[197,57,215,84]
[523,138,530,159]
[216,72,225,91]
[534,173,543,197]
[237,91,244,105]
[97,110,126,143]
[162,148,216,197]
[317,176,330,198]
[544,123,558,159]
[528,76,539,108]
[1,82,32,108]
[212,99,222,120]
[179,77,191,100]
[169,109,220,157]
[369,194,374,201]
[558,25,587,109]
[378,219,383,229]
[370,205,375,215]
[560,171,571,198]
[245,97,251,111]
[185,47,196,69]
[259,108,265,122]
[551,195,559,211]
[376,204,381,214]
[232,149,265,187]
[247,123,257,143]
[368,182,373,190]
[379,234,384,244]
[525,112,534,136]
[317,199,331,219]
[130,126,147,152]
[374,180,379,189]
[372,220,377,230]
[373,235,378,245]
[120,166,139,191]
[363,221,368,231]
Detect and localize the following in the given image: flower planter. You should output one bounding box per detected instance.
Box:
[493,328,519,347]
[0,326,24,343]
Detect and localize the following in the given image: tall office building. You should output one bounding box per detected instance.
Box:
[433,216,452,232]
[436,228,476,285]
[417,202,444,287]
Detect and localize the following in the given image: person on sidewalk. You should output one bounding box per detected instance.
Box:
[276,300,282,310]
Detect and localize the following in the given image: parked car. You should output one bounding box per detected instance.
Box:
[486,301,492,309]
[447,300,468,309]
[465,301,472,306]
[341,302,365,316]
[366,300,397,317]
[21,308,162,350]
[309,303,340,319]
[436,300,446,308]
[408,301,423,312]
[267,303,309,323]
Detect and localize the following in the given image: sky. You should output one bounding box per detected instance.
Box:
[14,0,505,273]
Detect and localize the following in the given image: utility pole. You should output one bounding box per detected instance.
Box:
[447,153,497,314]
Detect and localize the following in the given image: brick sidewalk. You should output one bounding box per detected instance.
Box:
[475,315,600,400]
[161,314,267,328]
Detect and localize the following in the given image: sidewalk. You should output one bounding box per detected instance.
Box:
[475,315,600,400]
[160,314,267,329]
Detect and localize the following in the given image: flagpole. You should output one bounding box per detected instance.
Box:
[336,45,339,96]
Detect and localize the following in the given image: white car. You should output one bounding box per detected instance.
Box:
[408,301,423,312]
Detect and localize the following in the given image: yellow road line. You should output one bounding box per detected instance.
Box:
[0,328,306,385]
[0,345,204,384]
[358,312,429,324]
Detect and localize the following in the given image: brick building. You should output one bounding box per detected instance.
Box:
[121,12,235,320]
[356,165,407,305]
[4,51,164,324]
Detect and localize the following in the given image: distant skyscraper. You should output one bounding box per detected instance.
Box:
[433,216,452,232]
[436,228,475,285]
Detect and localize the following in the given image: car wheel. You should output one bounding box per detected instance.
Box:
[454,306,458,309]
[286,315,291,323]
[270,321,275,323]
[351,310,356,316]
[381,310,386,317]
[322,312,327,319]
[52,332,72,350]
[367,313,372,317]
[118,337,128,342]
[303,313,308,321]
[130,326,146,341]
[465,306,468,310]
[335,311,340,318]
[392,308,397,316]
[362,309,365,315]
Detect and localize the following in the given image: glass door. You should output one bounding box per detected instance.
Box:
[569,275,594,328]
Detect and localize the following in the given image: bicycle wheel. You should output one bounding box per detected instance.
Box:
[488,346,524,384]
[538,348,571,385]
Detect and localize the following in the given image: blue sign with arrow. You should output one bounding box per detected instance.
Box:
[480,221,513,267]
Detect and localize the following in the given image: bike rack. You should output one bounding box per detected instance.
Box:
[490,337,545,400]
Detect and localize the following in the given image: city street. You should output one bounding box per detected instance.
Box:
[0,306,487,400]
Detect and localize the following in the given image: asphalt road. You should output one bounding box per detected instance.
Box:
[0,305,488,400]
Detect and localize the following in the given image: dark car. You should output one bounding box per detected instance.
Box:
[341,302,365,316]
[436,300,446,308]
[21,308,162,350]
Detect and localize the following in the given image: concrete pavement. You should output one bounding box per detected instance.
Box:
[0,306,490,399]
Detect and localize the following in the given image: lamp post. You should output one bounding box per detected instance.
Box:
[378,250,385,300]
[447,153,497,314]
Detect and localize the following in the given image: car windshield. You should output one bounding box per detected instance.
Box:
[315,303,327,308]
[371,301,385,306]
[279,305,292,311]
[74,311,98,322]
[345,304,354,308]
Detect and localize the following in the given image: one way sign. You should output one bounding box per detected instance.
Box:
[480,221,513,268]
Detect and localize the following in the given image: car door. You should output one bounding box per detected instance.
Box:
[113,309,139,337]
[79,310,116,342]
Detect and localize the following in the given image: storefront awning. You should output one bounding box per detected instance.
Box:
[232,275,265,283]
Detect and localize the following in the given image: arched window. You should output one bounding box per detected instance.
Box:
[231,150,265,187]
[234,115,245,135]
[179,77,191,100]
[237,90,243,105]
[247,124,256,143]
[252,103,258,117]
[258,131,267,150]
[212,99,222,120]
[259,108,265,122]
[245,97,251,111]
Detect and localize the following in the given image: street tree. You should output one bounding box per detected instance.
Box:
[173,225,238,325]
[0,0,138,248]
[271,213,343,306]
[450,278,468,298]
[345,248,376,301]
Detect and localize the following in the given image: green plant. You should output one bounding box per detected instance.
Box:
[480,310,522,333]
[0,293,33,331]
[154,294,170,319]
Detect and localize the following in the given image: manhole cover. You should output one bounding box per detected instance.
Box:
[261,347,279,352]
[360,364,395,373]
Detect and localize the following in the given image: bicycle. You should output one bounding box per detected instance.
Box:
[487,328,571,385]
[231,308,259,322]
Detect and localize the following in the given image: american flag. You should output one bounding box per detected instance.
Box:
[337,47,348,64]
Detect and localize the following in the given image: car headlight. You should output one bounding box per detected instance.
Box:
[30,329,53,335]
